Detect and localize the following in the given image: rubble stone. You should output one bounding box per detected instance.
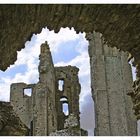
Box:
[0,101,28,136]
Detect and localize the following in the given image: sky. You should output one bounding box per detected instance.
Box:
[0,27,95,136]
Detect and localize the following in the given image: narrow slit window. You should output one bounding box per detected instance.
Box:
[58,80,64,91]
[23,88,32,97]
[29,120,33,136]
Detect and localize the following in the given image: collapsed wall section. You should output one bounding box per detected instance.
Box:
[49,114,88,136]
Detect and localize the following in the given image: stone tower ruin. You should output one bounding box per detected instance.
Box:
[86,32,137,136]
[10,41,87,136]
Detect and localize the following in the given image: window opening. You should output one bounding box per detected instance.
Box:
[60,97,69,116]
[62,102,69,116]
[58,80,64,91]
[23,88,32,97]
[29,120,33,136]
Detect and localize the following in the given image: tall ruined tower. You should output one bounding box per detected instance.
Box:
[86,32,137,136]
[55,66,81,130]
[33,41,57,135]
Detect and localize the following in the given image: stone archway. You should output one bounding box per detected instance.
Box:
[0,4,140,134]
[0,5,140,71]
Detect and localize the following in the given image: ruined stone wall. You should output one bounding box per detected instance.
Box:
[33,83,48,135]
[55,66,81,130]
[33,42,57,135]
[49,114,87,136]
[87,32,137,136]
[0,101,28,136]
[9,42,82,136]
[10,83,34,129]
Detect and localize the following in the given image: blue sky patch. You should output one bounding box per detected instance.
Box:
[0,64,27,78]
[52,40,80,63]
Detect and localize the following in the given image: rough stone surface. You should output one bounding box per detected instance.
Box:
[49,127,81,136]
[64,114,78,128]
[33,42,57,135]
[0,5,140,73]
[10,42,84,136]
[55,66,80,130]
[49,114,87,136]
[10,83,35,129]
[128,77,140,120]
[86,32,137,136]
[0,101,28,136]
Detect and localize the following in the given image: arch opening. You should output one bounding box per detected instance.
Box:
[0,26,94,136]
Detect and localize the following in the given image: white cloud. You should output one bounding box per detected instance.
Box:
[1,27,82,101]
[35,27,80,53]
[80,93,95,136]
[0,83,10,101]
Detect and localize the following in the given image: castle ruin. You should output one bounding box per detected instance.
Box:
[10,41,87,136]
[9,32,137,136]
[0,5,140,136]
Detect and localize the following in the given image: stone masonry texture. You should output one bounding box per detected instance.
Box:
[0,101,28,136]
[49,114,88,136]
[86,32,137,136]
[0,5,140,73]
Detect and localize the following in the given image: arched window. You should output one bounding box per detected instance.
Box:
[62,102,69,116]
[60,96,69,116]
